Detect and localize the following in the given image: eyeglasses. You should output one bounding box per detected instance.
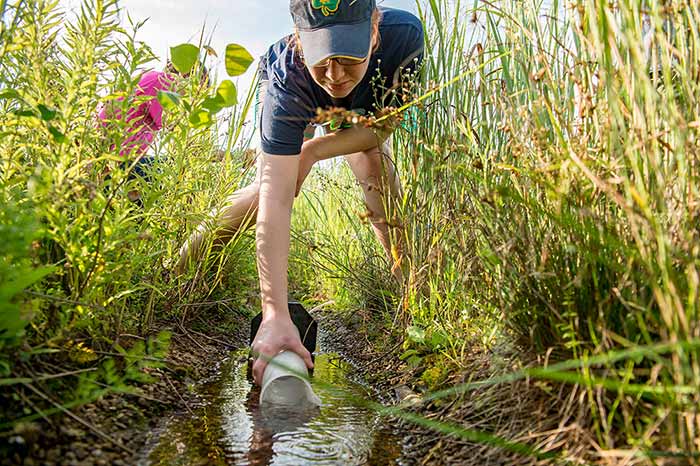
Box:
[312,55,369,68]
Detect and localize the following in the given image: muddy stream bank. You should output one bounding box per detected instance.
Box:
[7,309,561,466]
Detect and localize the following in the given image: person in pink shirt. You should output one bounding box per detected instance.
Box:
[98,70,173,160]
[98,63,208,202]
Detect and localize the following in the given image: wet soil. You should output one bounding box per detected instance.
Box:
[1,310,248,466]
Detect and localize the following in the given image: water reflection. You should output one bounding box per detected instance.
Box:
[144,352,402,466]
[240,384,321,465]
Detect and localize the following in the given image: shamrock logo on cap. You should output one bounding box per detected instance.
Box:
[312,0,341,16]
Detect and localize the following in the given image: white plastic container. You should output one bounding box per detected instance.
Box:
[260,351,322,406]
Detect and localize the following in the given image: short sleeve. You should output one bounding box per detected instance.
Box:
[361,11,425,111]
[387,22,424,101]
[260,78,315,155]
[399,23,424,76]
[148,98,164,130]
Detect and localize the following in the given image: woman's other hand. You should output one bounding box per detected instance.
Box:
[251,313,314,385]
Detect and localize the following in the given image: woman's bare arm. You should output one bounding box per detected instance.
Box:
[252,126,394,380]
[305,125,390,162]
[251,151,314,384]
[294,125,393,195]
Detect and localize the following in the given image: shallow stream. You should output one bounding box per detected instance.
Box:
[140,348,407,465]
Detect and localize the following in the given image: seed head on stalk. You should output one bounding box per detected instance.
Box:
[313,105,405,133]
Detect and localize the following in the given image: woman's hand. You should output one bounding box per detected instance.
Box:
[251,314,314,385]
[295,144,319,196]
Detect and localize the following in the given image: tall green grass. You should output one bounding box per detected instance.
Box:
[292,0,700,460]
[290,164,399,313]
[0,0,257,430]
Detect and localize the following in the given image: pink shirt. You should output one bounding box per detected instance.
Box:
[99,70,173,157]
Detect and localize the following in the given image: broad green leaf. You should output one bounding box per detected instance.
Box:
[225,43,254,77]
[201,95,225,114]
[188,108,213,128]
[400,349,420,360]
[170,43,200,74]
[201,80,238,114]
[14,109,35,118]
[0,266,55,301]
[48,126,66,143]
[0,89,20,100]
[0,266,54,342]
[37,104,57,121]
[0,305,26,340]
[157,90,181,111]
[428,329,448,350]
[216,80,237,106]
[407,355,423,368]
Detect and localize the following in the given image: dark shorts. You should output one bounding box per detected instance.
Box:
[121,155,155,182]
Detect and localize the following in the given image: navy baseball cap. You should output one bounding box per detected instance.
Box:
[290,0,376,67]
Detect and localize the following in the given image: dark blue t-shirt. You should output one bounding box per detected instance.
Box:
[258,7,424,155]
